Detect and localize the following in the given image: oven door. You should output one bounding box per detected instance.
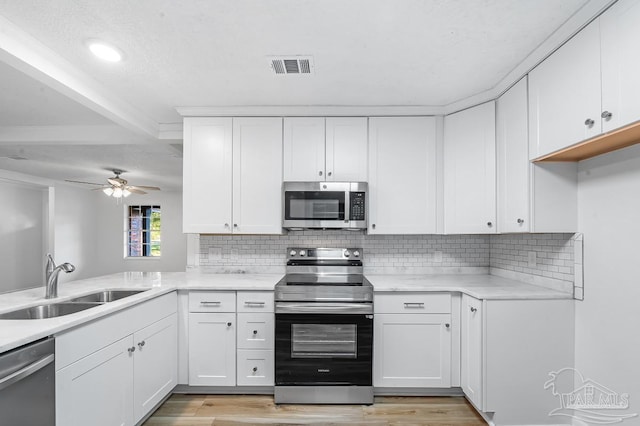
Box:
[275,313,373,386]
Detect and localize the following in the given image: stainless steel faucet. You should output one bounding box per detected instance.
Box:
[45,254,76,299]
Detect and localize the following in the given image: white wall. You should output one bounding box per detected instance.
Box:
[576,145,640,419]
[0,178,47,293]
[95,190,187,273]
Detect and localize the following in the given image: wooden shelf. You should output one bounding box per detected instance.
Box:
[533,120,640,162]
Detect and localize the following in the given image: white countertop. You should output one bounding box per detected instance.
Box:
[0,271,570,353]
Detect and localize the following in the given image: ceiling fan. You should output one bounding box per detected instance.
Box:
[66,169,161,198]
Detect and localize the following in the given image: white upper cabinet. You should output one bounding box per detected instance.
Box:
[284,117,368,182]
[497,78,529,233]
[183,117,233,233]
[600,0,640,133]
[444,102,496,234]
[283,117,325,181]
[232,117,283,234]
[528,20,601,159]
[325,117,368,181]
[368,117,437,234]
[183,117,283,234]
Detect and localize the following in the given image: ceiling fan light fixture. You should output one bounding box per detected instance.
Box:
[87,39,123,62]
[102,187,114,196]
[123,188,131,197]
[112,187,123,198]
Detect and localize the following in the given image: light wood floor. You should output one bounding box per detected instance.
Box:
[143,394,487,426]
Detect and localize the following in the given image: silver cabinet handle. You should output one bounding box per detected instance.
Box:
[0,354,54,392]
[128,346,136,353]
[200,301,221,305]
[601,111,613,120]
[487,222,493,227]
[470,307,477,313]
[227,322,232,327]
[138,341,146,348]
[252,367,258,372]
[318,170,323,176]
[585,118,595,127]
[517,218,524,224]
[244,301,266,307]
[404,302,425,308]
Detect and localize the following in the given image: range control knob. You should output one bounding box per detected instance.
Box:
[353,250,360,257]
[289,250,297,257]
[344,250,351,257]
[299,250,307,257]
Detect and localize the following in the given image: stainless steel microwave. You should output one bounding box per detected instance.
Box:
[282,182,367,230]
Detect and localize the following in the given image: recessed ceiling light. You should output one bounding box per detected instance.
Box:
[86,39,123,62]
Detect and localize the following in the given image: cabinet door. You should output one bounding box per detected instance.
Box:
[325,117,368,181]
[368,117,437,234]
[188,312,236,386]
[373,313,451,388]
[133,314,178,423]
[233,117,283,234]
[57,336,134,426]
[600,0,640,133]
[283,117,326,181]
[444,102,496,234]
[528,21,601,159]
[497,78,529,233]
[461,295,483,410]
[183,117,233,233]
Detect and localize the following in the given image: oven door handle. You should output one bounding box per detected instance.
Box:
[275,302,373,314]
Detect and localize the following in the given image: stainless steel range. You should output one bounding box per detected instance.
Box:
[274,247,373,404]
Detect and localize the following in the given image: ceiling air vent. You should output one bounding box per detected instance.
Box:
[268,56,314,75]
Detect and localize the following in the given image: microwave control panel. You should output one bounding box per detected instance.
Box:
[349,192,366,221]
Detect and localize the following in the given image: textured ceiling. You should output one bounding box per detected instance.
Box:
[0,0,591,124]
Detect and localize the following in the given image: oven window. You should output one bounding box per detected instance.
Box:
[284,191,345,220]
[291,324,357,358]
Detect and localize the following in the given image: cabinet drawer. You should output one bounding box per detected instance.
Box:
[189,291,236,313]
[237,291,274,313]
[374,293,451,314]
[237,349,274,386]
[237,313,274,350]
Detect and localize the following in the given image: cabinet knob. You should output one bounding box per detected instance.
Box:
[584,118,595,127]
[233,223,238,228]
[487,221,493,227]
[318,170,323,176]
[253,330,258,335]
[445,323,450,328]
[601,111,613,120]
[224,223,229,228]
[328,171,332,177]
[138,341,146,348]
[470,307,477,313]
[252,367,258,373]
[227,322,232,327]
[517,218,524,224]
[128,346,136,353]
[372,224,376,229]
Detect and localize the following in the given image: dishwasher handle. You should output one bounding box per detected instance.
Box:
[0,354,54,392]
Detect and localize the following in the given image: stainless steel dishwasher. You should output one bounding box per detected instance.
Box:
[0,337,55,426]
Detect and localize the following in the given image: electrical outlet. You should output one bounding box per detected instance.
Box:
[208,247,222,261]
[528,251,537,267]
[433,251,443,263]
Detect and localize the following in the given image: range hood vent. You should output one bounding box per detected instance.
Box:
[269,56,314,75]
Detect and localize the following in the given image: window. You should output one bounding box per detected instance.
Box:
[127,205,161,257]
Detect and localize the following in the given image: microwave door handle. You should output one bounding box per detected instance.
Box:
[344,191,350,224]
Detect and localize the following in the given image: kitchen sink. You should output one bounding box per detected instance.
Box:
[0,302,98,320]
[68,289,147,304]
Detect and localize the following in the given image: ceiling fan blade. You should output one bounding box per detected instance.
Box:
[107,177,126,187]
[65,179,104,186]
[127,187,147,195]
[129,185,161,191]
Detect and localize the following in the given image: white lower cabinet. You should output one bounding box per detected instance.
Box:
[188,312,236,386]
[187,291,274,387]
[57,336,134,426]
[373,293,452,388]
[460,294,483,409]
[55,293,178,426]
